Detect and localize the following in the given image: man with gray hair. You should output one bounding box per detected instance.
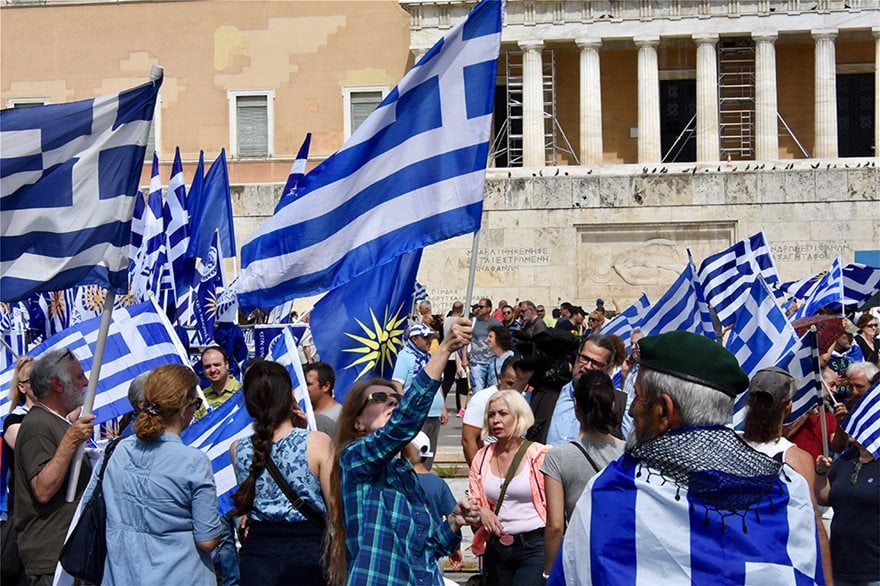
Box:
[119,371,150,438]
[14,348,95,585]
[549,331,825,585]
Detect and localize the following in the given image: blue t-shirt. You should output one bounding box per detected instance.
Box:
[393,345,444,417]
[417,471,456,523]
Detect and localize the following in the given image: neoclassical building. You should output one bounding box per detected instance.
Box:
[1,0,878,310]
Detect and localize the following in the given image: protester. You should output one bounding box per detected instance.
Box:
[461,357,520,465]
[549,331,826,584]
[541,371,624,577]
[1,357,34,585]
[325,319,480,585]
[846,361,879,403]
[487,325,514,384]
[442,301,470,416]
[469,390,548,585]
[815,439,879,585]
[231,361,333,585]
[582,311,605,337]
[463,299,502,394]
[304,362,341,420]
[197,346,242,418]
[118,371,149,438]
[82,363,222,585]
[14,349,94,585]
[853,313,879,365]
[785,366,842,458]
[518,301,547,337]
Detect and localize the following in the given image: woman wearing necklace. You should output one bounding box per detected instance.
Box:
[469,390,550,585]
[816,438,879,586]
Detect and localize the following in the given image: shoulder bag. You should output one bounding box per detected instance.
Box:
[264,455,326,530]
[59,438,120,585]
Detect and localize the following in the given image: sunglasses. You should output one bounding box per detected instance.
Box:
[588,317,600,323]
[188,397,203,410]
[867,323,879,328]
[365,391,403,407]
[53,348,74,365]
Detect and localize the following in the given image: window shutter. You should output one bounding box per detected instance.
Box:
[237,95,269,157]
[350,91,383,134]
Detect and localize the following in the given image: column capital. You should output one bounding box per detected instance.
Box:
[518,39,544,52]
[633,35,660,48]
[575,37,602,50]
[811,28,838,41]
[752,31,778,44]
[692,33,719,46]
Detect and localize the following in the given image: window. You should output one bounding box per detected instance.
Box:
[342,86,388,139]
[5,97,47,108]
[228,90,275,158]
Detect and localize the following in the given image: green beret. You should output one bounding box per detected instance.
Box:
[636,331,748,397]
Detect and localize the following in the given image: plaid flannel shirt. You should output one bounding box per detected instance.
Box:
[341,369,461,585]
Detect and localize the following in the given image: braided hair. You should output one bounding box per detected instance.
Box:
[231,361,295,517]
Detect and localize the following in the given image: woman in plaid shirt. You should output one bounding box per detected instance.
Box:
[326,319,480,585]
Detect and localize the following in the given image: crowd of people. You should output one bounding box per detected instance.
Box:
[1,296,878,586]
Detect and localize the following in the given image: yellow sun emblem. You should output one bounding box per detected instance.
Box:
[48,291,68,319]
[81,286,106,313]
[342,303,408,381]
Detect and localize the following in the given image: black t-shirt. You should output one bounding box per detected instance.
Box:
[828,450,880,582]
[2,410,27,509]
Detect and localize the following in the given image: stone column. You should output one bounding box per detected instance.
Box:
[875,27,880,158]
[813,29,839,158]
[519,40,545,167]
[635,36,661,163]
[576,37,603,165]
[753,32,779,161]
[694,34,720,162]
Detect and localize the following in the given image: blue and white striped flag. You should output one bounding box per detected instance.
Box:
[776,271,822,300]
[842,263,880,308]
[792,257,843,320]
[697,232,781,327]
[164,146,195,319]
[131,152,171,299]
[129,192,146,273]
[0,298,189,426]
[639,258,715,340]
[842,380,880,458]
[235,0,503,308]
[413,281,429,304]
[274,132,312,213]
[0,303,26,372]
[549,449,825,585]
[0,73,162,303]
[267,326,317,431]
[181,390,252,515]
[725,276,797,378]
[603,292,651,352]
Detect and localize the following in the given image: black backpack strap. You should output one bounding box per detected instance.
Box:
[569,441,601,474]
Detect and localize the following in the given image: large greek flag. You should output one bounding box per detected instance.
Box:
[0,73,162,303]
[0,298,188,426]
[549,452,824,585]
[639,258,715,340]
[842,263,880,307]
[792,257,843,319]
[698,232,780,327]
[236,0,503,308]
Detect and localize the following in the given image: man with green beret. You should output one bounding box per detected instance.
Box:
[548,331,826,585]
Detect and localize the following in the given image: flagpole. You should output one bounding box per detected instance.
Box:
[464,230,481,308]
[809,325,830,458]
[66,289,116,502]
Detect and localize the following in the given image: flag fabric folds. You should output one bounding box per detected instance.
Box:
[181,390,252,515]
[0,75,163,302]
[792,257,843,320]
[639,259,715,340]
[192,231,225,344]
[253,324,307,358]
[310,250,422,403]
[236,0,504,308]
[697,232,781,327]
[274,132,312,213]
[187,149,236,260]
[164,146,195,311]
[603,292,651,351]
[842,263,880,308]
[131,152,170,298]
[779,329,822,425]
[842,380,880,458]
[0,298,188,426]
[267,326,316,431]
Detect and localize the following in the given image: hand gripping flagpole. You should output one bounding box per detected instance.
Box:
[66,289,116,501]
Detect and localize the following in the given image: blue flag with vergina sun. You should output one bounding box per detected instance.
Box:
[310,250,422,403]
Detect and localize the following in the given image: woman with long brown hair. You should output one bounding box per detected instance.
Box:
[853,312,879,365]
[325,319,479,585]
[81,364,223,585]
[230,360,333,585]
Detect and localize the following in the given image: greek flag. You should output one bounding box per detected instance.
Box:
[603,293,651,351]
[267,326,317,431]
[413,281,430,304]
[164,146,195,314]
[639,257,715,340]
[725,277,797,378]
[236,0,503,308]
[0,298,189,426]
[131,152,170,298]
[274,132,312,213]
[842,263,880,307]
[697,232,781,327]
[181,390,252,515]
[187,149,235,260]
[129,192,146,273]
[0,73,162,303]
[792,257,843,320]
[549,452,824,585]
[776,271,822,300]
[842,380,880,458]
